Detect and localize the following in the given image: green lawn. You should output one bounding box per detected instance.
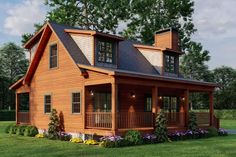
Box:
[0,122,236,157]
[221,119,236,129]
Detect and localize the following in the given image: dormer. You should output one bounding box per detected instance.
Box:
[65,29,123,68]
[135,28,183,77]
[154,28,183,77]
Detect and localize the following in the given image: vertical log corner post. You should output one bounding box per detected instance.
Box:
[111,81,118,133]
[184,89,189,127]
[152,86,158,128]
[209,91,214,126]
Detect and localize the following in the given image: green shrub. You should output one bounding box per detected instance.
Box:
[16,125,27,136]
[124,130,143,145]
[155,110,168,142]
[9,125,18,134]
[188,112,197,131]
[100,140,128,148]
[5,124,14,133]
[24,126,38,137]
[47,109,60,140]
[207,127,218,137]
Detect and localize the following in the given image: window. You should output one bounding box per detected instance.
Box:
[145,95,152,112]
[164,54,177,73]
[49,44,58,68]
[44,95,51,113]
[94,92,111,112]
[18,93,29,112]
[97,40,114,64]
[72,92,81,113]
[163,97,178,112]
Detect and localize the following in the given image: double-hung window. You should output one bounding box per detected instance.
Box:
[49,44,58,69]
[164,54,177,73]
[44,95,51,113]
[97,40,114,64]
[72,92,81,113]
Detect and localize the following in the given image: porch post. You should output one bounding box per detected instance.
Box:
[111,82,118,133]
[82,86,86,130]
[184,89,189,127]
[152,86,158,127]
[15,93,18,124]
[209,91,214,126]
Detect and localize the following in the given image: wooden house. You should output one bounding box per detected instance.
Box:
[10,22,219,136]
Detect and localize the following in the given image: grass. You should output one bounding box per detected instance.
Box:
[0,122,236,157]
[221,119,236,129]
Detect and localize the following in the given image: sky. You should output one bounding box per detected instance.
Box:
[0,0,235,70]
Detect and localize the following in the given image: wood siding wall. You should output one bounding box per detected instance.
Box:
[28,32,111,133]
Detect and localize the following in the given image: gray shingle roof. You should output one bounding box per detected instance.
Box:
[119,40,159,75]
[50,22,159,75]
[49,22,90,65]
[48,22,216,87]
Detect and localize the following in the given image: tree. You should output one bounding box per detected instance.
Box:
[45,0,129,33]
[122,0,196,48]
[155,110,168,142]
[213,66,236,109]
[188,112,197,131]
[180,41,211,81]
[0,42,28,109]
[48,109,60,139]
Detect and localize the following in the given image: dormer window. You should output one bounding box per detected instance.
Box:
[97,39,115,64]
[164,53,178,73]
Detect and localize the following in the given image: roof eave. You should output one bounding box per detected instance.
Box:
[9,77,24,90]
[23,24,47,49]
[113,71,218,87]
[64,29,124,41]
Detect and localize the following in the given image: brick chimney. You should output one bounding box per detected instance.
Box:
[154,28,180,51]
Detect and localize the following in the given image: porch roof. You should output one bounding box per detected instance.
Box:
[78,64,218,88]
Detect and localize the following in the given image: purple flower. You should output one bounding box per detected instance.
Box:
[100,135,123,142]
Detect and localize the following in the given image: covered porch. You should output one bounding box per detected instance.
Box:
[84,77,218,135]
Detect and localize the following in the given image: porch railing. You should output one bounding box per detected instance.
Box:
[85,112,112,129]
[17,112,30,124]
[118,112,153,129]
[165,112,185,127]
[195,112,210,126]
[85,112,153,129]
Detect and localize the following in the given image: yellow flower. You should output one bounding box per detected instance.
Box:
[84,139,98,145]
[70,138,83,143]
[35,134,44,138]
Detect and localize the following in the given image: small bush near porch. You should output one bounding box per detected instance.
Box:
[0,122,236,157]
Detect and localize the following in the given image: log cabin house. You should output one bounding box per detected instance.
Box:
[10,22,219,136]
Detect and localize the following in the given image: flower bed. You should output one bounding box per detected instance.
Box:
[5,124,228,148]
[168,128,209,141]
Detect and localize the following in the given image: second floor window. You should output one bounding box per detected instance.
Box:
[49,44,58,69]
[97,40,114,64]
[164,54,177,73]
